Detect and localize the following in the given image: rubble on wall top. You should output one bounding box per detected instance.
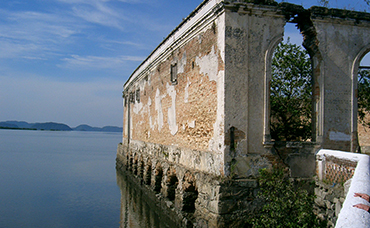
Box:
[309,6,370,21]
[225,0,370,21]
[278,2,305,14]
[224,0,277,6]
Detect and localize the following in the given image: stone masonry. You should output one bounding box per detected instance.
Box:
[117,0,370,227]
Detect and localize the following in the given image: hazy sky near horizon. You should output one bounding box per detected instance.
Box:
[0,0,369,128]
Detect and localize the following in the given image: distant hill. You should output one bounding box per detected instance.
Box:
[74,124,101,131]
[0,121,122,132]
[32,122,72,131]
[0,121,32,129]
[0,122,19,129]
[101,126,123,132]
[74,124,122,132]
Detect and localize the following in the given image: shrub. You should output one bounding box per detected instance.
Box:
[249,167,326,228]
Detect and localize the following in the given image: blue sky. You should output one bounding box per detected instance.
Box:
[0,0,369,128]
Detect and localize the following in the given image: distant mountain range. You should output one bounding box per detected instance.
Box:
[0,121,122,132]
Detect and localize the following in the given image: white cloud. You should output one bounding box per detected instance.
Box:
[0,0,170,62]
[57,0,132,30]
[2,11,79,41]
[70,4,125,30]
[55,0,163,31]
[60,54,145,69]
[105,40,147,49]
[0,9,82,60]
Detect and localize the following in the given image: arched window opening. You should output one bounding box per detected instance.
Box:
[139,158,144,179]
[144,160,152,186]
[133,155,138,175]
[182,171,198,213]
[358,52,370,152]
[270,23,313,142]
[166,174,178,201]
[129,156,133,172]
[165,167,178,201]
[126,154,130,170]
[154,163,163,193]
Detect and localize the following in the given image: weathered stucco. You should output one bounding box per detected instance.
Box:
[311,14,370,151]
[123,2,226,175]
[223,3,286,177]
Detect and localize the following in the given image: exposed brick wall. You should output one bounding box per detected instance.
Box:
[124,25,224,153]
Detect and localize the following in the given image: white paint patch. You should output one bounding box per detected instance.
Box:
[148,97,152,106]
[133,100,143,114]
[209,70,225,154]
[188,120,195,128]
[148,97,155,130]
[329,131,351,141]
[149,116,154,130]
[217,15,225,63]
[166,83,178,135]
[155,88,164,131]
[139,78,147,91]
[184,77,191,103]
[124,108,128,136]
[178,52,187,74]
[147,73,152,85]
[196,45,218,82]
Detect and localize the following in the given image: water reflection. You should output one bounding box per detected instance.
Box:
[116,169,179,228]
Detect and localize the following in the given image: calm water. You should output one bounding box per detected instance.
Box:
[0,130,122,228]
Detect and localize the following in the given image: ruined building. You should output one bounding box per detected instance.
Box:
[117,0,370,227]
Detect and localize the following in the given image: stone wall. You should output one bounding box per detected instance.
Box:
[117,141,260,227]
[315,178,346,227]
[116,163,184,228]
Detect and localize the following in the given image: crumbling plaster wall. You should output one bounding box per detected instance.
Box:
[118,1,370,227]
[223,5,286,177]
[123,7,226,175]
[310,12,370,152]
[123,1,370,179]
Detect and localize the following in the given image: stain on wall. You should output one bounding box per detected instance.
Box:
[124,25,225,153]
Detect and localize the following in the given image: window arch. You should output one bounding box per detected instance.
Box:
[266,23,313,143]
[354,47,370,152]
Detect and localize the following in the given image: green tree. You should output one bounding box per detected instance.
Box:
[249,168,326,228]
[358,69,370,127]
[270,40,312,141]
